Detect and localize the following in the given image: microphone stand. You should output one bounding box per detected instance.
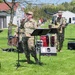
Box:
[16,20,20,69]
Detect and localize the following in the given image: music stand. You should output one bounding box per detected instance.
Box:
[31,29,50,36]
[49,28,59,34]
[31,28,50,63]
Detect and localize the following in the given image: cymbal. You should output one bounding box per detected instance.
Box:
[8,23,17,27]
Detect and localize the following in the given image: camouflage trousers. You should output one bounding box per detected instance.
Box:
[22,36,38,63]
[57,33,64,51]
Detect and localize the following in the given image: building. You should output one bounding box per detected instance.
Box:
[62,11,75,24]
[0,2,25,29]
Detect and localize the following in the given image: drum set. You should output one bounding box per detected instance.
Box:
[8,36,18,47]
[8,23,18,47]
[7,23,24,53]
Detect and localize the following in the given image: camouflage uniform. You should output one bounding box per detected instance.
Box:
[56,11,66,52]
[50,14,58,49]
[15,11,39,63]
[22,18,39,63]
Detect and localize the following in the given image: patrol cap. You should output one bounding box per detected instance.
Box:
[58,10,62,15]
[58,10,62,13]
[26,11,33,15]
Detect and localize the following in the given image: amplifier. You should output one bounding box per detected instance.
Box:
[41,47,57,56]
[68,41,75,50]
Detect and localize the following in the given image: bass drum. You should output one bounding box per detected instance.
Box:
[8,36,18,46]
[40,35,49,47]
[8,36,24,53]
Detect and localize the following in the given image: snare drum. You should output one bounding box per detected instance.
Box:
[8,36,18,46]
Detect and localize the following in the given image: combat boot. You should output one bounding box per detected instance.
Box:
[27,58,31,64]
[34,57,40,64]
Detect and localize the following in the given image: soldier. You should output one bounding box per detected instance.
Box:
[15,11,39,64]
[56,11,66,52]
[52,14,57,24]
[49,14,58,49]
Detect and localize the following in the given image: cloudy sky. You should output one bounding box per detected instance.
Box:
[6,0,72,4]
[27,0,72,4]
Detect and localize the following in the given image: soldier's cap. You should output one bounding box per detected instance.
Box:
[26,11,33,15]
[58,11,62,15]
[58,11,62,13]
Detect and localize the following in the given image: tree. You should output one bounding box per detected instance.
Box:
[4,0,16,23]
[3,0,16,37]
[0,0,3,3]
[72,0,75,3]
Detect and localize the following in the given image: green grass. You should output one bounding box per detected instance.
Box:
[0,24,75,75]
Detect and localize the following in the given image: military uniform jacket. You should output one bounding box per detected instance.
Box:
[14,18,37,41]
[57,17,66,25]
[22,18,37,37]
[57,17,66,33]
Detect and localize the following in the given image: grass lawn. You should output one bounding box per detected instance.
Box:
[0,24,75,75]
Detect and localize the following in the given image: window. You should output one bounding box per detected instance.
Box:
[0,16,7,28]
[73,17,75,20]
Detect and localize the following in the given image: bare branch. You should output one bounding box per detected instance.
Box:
[3,0,12,9]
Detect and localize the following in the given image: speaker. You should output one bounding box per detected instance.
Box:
[41,47,57,56]
[68,41,75,50]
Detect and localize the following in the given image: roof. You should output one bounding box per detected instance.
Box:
[0,12,8,16]
[0,2,19,11]
[62,11,75,17]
